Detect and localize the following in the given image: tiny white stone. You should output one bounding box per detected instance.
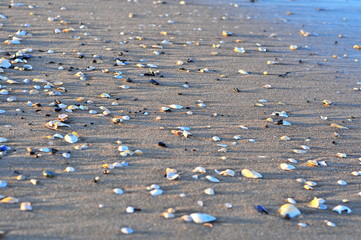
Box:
[113,188,124,195]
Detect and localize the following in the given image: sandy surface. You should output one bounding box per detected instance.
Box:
[1,0,361,239]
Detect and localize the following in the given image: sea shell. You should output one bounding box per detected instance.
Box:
[193,166,206,174]
[300,145,310,150]
[113,188,124,195]
[204,188,215,195]
[166,168,180,181]
[288,158,298,163]
[169,104,183,109]
[120,227,134,234]
[325,220,336,227]
[309,197,321,209]
[212,136,221,142]
[280,163,296,171]
[336,153,347,158]
[279,204,301,219]
[287,198,297,204]
[304,185,313,190]
[337,180,347,185]
[64,132,79,143]
[190,213,216,224]
[162,212,175,219]
[293,149,307,154]
[206,175,220,183]
[217,169,235,177]
[238,69,249,75]
[30,179,39,185]
[20,202,32,211]
[118,145,129,152]
[330,123,348,129]
[241,169,263,179]
[234,47,246,53]
[1,197,19,204]
[289,45,298,50]
[0,180,7,188]
[305,181,317,187]
[43,170,56,178]
[280,136,291,141]
[150,189,163,196]
[64,167,75,172]
[332,205,352,214]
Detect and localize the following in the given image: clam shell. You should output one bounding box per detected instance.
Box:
[336,152,347,158]
[279,204,301,219]
[280,163,296,171]
[64,132,79,143]
[212,136,221,142]
[0,180,7,188]
[20,202,32,211]
[1,197,19,204]
[204,188,215,195]
[241,169,263,179]
[169,104,183,109]
[162,212,175,219]
[330,123,348,129]
[218,169,235,177]
[280,136,291,141]
[150,189,163,196]
[118,145,129,152]
[238,69,249,75]
[193,166,206,174]
[120,227,134,234]
[337,180,347,185]
[234,47,246,53]
[113,188,124,195]
[64,167,75,172]
[287,198,297,204]
[325,220,336,227]
[293,149,307,154]
[332,205,352,214]
[206,175,220,183]
[190,213,216,224]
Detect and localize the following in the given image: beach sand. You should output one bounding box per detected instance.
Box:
[0,0,360,239]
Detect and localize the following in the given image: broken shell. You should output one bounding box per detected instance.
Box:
[166,168,180,181]
[332,205,352,214]
[20,202,32,211]
[298,223,307,228]
[234,47,246,53]
[280,163,296,171]
[325,220,336,227]
[193,166,206,174]
[118,145,129,152]
[293,149,307,154]
[43,170,56,178]
[309,197,321,209]
[211,136,221,142]
[241,169,263,179]
[64,167,75,172]
[150,189,163,196]
[162,212,175,219]
[287,198,297,204]
[206,175,220,183]
[169,104,183,109]
[181,215,193,222]
[322,99,333,106]
[204,188,215,195]
[120,227,134,234]
[330,123,348,129]
[336,152,347,158]
[64,132,79,143]
[306,160,319,167]
[304,185,314,190]
[238,69,249,75]
[305,181,317,187]
[190,213,216,224]
[30,179,39,185]
[1,197,19,204]
[279,204,301,219]
[113,188,124,195]
[289,45,298,50]
[217,169,235,177]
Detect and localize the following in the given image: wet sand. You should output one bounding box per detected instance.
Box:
[1,0,361,239]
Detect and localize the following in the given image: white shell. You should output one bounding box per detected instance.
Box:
[217,169,235,177]
[332,205,352,214]
[120,227,134,234]
[0,181,8,188]
[279,204,301,218]
[241,169,262,179]
[280,163,296,171]
[300,145,310,150]
[150,189,163,196]
[337,180,347,185]
[212,136,221,142]
[336,153,347,158]
[64,167,75,172]
[113,188,124,195]
[287,198,297,204]
[325,220,336,227]
[204,188,215,195]
[169,104,183,109]
[234,47,246,53]
[118,145,129,152]
[298,223,307,228]
[64,133,78,143]
[238,69,249,75]
[20,202,32,211]
[292,149,307,154]
[126,207,135,213]
[280,136,291,141]
[206,175,220,183]
[190,213,216,223]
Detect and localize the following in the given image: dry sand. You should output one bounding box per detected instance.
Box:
[1,0,360,239]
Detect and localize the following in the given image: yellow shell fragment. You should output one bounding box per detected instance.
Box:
[241,169,263,179]
[1,197,19,204]
[330,123,348,129]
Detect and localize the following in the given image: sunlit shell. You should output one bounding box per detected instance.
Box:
[293,149,307,154]
[118,145,129,152]
[305,181,317,187]
[336,152,347,158]
[332,205,352,214]
[325,220,336,227]
[211,136,221,142]
[169,104,183,109]
[279,204,301,219]
[190,213,217,224]
[20,202,32,211]
[300,145,310,150]
[280,163,295,171]
[322,99,333,106]
[1,197,19,204]
[113,188,124,195]
[64,167,75,172]
[30,179,39,185]
[287,198,297,204]
[206,175,220,183]
[289,45,298,50]
[287,158,298,163]
[217,169,235,177]
[64,132,79,143]
[150,189,163,196]
[44,120,70,130]
[166,168,180,181]
[241,169,262,179]
[306,160,319,167]
[99,93,110,98]
[238,69,249,75]
[330,123,348,129]
[120,227,134,235]
[193,166,206,174]
[280,136,291,141]
[162,212,175,219]
[337,180,347,185]
[181,215,193,222]
[234,47,246,53]
[0,180,7,188]
[204,188,215,195]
